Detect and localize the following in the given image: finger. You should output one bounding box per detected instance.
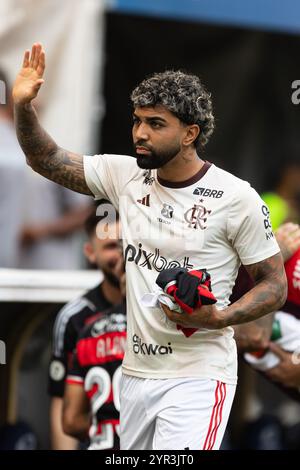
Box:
[33,43,42,69]
[268,342,289,360]
[22,50,30,68]
[37,50,46,77]
[160,303,177,321]
[29,43,37,67]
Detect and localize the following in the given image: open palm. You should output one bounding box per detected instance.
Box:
[13,43,45,105]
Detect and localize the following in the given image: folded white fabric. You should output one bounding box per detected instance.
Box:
[140,286,182,313]
[244,311,300,371]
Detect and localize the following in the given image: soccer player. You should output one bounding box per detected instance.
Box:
[48,207,123,449]
[259,237,300,392]
[232,223,300,402]
[233,222,300,353]
[13,44,287,450]
[62,300,126,450]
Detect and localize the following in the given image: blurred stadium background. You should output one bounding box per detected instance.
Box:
[0,0,300,450]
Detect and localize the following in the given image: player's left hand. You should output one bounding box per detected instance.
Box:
[265,342,300,388]
[160,303,226,330]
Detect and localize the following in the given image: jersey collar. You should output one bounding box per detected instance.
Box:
[157,161,212,189]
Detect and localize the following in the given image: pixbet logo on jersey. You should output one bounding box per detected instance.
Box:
[125,242,194,272]
[132,335,173,355]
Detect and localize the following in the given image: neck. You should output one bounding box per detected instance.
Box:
[101,278,123,305]
[157,148,204,182]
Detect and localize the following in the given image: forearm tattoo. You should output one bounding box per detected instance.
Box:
[224,253,287,327]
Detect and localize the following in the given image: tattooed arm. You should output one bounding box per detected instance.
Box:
[13,43,92,195]
[161,253,287,329]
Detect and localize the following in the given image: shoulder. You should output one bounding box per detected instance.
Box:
[83,153,143,191]
[53,293,97,343]
[84,153,138,172]
[209,164,251,196]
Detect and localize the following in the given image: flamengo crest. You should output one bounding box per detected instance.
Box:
[184,199,211,229]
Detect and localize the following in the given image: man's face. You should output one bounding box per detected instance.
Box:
[84,221,122,286]
[132,106,185,169]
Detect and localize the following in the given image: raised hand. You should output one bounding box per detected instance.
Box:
[13,43,45,106]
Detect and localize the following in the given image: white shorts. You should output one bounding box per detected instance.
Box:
[119,374,236,450]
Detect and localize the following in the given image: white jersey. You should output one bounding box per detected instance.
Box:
[84,154,280,384]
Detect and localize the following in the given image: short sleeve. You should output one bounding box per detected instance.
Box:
[83,154,138,208]
[48,303,81,396]
[48,353,68,397]
[227,184,280,265]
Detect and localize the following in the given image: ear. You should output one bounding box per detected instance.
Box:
[83,241,96,264]
[182,124,200,147]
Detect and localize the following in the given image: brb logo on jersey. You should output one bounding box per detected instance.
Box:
[193,187,224,198]
[132,335,173,355]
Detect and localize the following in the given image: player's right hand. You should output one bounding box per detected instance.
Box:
[12,43,45,106]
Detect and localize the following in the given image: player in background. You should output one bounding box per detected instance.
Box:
[48,204,123,449]
[62,262,126,450]
[13,44,287,450]
[233,222,300,353]
[233,222,300,396]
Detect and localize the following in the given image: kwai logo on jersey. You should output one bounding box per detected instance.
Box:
[132,335,173,355]
[261,205,274,240]
[91,314,127,337]
[125,242,194,271]
[193,187,224,198]
[184,200,211,230]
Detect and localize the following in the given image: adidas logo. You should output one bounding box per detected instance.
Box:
[137,194,150,206]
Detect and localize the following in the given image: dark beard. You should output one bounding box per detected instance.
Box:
[134,142,181,169]
[103,269,120,288]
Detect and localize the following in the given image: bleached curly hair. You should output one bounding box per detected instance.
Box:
[131,70,215,152]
